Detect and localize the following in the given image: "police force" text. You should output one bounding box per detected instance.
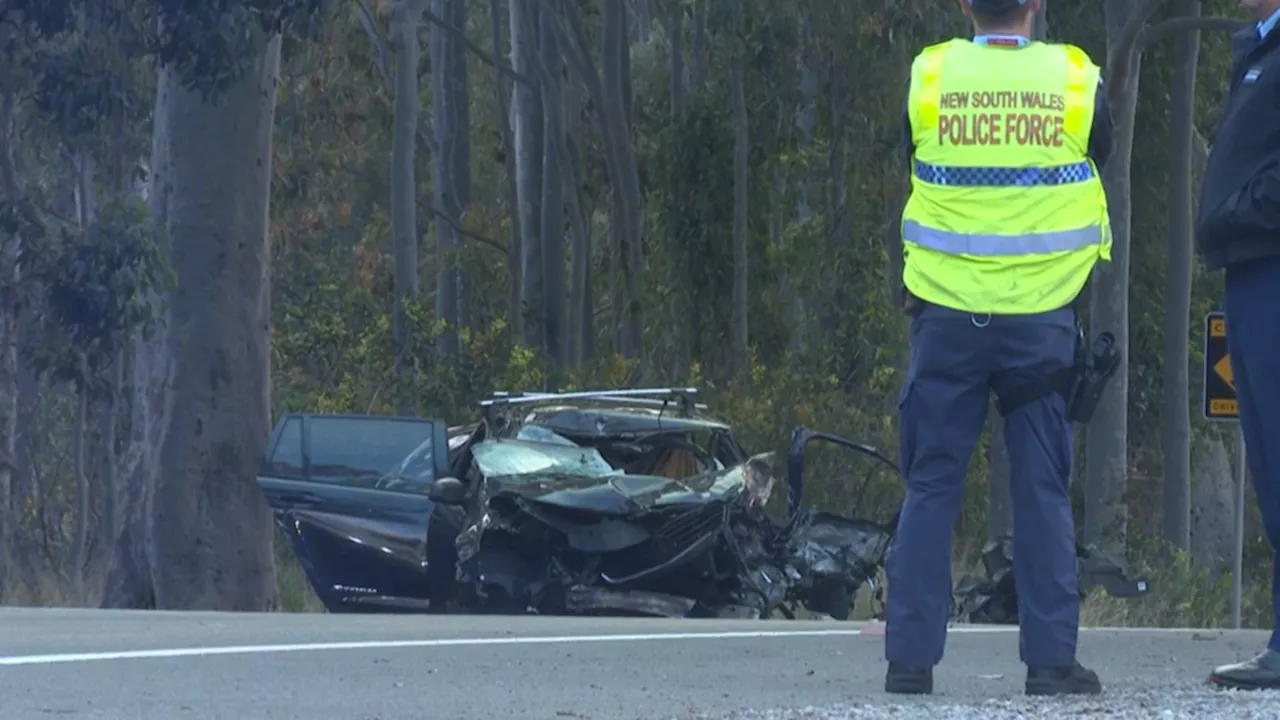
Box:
[934,90,1067,147]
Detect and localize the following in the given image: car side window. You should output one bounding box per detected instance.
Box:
[305,417,438,493]
[266,417,305,478]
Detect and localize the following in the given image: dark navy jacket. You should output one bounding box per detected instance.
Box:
[1195,26,1280,271]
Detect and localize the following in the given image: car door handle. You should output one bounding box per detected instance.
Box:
[276,491,321,506]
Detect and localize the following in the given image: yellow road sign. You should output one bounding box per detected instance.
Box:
[1214,354,1234,389]
[1204,312,1237,421]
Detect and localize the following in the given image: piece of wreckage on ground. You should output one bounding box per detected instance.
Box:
[256,387,901,619]
[950,535,1151,625]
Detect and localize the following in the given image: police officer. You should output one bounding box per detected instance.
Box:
[1197,0,1280,691]
[883,0,1113,697]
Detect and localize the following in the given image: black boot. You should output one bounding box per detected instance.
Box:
[1209,649,1280,690]
[1025,660,1102,696]
[885,662,933,694]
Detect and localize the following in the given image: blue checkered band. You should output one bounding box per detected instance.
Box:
[913,160,1095,187]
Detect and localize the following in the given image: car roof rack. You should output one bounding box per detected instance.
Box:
[479,387,707,417]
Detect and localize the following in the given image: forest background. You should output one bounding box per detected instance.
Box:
[0,0,1265,625]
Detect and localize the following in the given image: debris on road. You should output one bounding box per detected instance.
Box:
[685,683,1280,719]
[951,535,1151,625]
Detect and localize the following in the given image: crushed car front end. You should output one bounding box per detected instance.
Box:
[450,439,791,618]
[439,394,906,621]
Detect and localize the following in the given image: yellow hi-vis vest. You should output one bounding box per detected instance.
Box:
[901,39,1112,315]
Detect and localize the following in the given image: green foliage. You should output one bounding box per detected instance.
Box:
[2,0,81,37]
[145,0,332,96]
[21,196,171,391]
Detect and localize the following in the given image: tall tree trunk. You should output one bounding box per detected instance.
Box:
[657,0,688,378]
[512,0,544,351]
[564,74,593,366]
[565,119,592,368]
[822,45,848,341]
[92,352,122,597]
[390,0,425,396]
[71,149,98,600]
[632,0,651,43]
[1161,0,1200,553]
[70,371,89,599]
[490,0,524,339]
[729,0,748,375]
[0,88,19,601]
[12,356,35,518]
[787,7,817,356]
[660,0,685,111]
[1086,0,1146,555]
[432,0,469,361]
[451,0,473,335]
[598,0,645,362]
[691,0,708,87]
[103,73,177,610]
[540,7,567,372]
[146,30,283,610]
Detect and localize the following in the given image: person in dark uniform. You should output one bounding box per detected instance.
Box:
[1197,0,1280,691]
[884,0,1114,697]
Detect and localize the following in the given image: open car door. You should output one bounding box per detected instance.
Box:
[257,413,462,613]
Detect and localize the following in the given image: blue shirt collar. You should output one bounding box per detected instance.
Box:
[1259,7,1280,40]
[973,34,1030,47]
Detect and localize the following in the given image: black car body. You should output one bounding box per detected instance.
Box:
[257,388,901,619]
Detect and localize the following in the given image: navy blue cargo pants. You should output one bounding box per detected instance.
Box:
[885,300,1079,669]
[1224,257,1280,653]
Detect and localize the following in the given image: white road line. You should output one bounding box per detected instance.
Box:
[0,629,871,666]
[0,624,1246,667]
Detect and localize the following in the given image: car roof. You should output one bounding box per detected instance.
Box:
[520,404,732,438]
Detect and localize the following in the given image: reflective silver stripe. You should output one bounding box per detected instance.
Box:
[902,220,1101,256]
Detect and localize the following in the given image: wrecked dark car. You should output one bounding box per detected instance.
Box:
[256,388,901,619]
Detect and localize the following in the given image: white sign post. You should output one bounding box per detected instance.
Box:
[1233,425,1246,630]
[1203,312,1244,629]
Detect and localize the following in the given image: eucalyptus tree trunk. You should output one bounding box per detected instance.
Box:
[1161,0,1200,553]
[539,7,567,371]
[390,0,425,386]
[490,0,524,340]
[1085,0,1152,555]
[144,30,283,610]
[511,0,544,351]
[0,88,20,601]
[729,0,748,376]
[596,0,645,362]
[432,0,470,361]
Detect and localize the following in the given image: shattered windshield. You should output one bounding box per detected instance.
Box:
[471,437,622,480]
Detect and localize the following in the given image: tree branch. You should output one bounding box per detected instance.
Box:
[421,199,507,254]
[536,0,604,98]
[1192,127,1209,175]
[1139,15,1249,50]
[0,89,45,236]
[355,0,393,88]
[420,5,533,86]
[1105,0,1168,90]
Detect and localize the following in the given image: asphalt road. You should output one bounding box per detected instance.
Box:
[0,608,1277,719]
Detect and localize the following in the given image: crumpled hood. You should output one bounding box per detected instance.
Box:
[470,438,775,516]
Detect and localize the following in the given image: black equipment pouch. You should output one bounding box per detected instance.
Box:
[995,329,1121,424]
[1064,331,1121,423]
